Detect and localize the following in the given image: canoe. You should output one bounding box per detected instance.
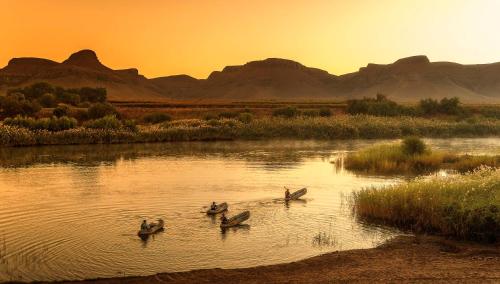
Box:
[286,187,307,201]
[220,211,250,228]
[137,219,165,237]
[206,202,228,215]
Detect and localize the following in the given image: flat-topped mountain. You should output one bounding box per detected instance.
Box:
[1,50,500,102]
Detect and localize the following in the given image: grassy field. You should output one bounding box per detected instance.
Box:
[345,139,500,175]
[352,167,500,242]
[1,115,500,147]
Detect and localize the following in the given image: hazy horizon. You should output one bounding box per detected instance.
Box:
[2,0,500,78]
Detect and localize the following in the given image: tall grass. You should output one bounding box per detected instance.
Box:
[345,140,500,175]
[352,167,500,242]
[1,115,500,147]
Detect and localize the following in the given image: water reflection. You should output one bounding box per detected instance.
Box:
[0,139,499,282]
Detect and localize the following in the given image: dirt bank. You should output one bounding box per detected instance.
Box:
[34,235,500,283]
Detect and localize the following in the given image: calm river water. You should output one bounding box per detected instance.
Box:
[0,138,499,282]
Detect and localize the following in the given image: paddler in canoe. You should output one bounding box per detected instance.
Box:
[285,187,291,200]
[220,212,228,225]
[141,220,149,231]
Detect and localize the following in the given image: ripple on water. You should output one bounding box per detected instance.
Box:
[1,139,498,282]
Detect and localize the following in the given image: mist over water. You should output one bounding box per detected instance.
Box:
[0,138,498,282]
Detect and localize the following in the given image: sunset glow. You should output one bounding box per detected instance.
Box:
[2,0,500,78]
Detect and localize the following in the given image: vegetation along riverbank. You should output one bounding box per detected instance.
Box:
[353,167,500,242]
[1,115,500,147]
[344,137,500,175]
[1,83,500,146]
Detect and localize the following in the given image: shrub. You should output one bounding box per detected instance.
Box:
[203,113,218,121]
[84,115,122,130]
[143,112,172,124]
[78,102,91,108]
[238,112,253,124]
[319,107,332,117]
[302,109,320,117]
[347,95,411,116]
[402,136,426,155]
[272,106,300,118]
[0,95,41,117]
[123,119,138,132]
[56,92,81,106]
[53,104,69,118]
[419,97,463,116]
[218,111,239,119]
[87,103,117,119]
[72,109,89,121]
[419,98,440,115]
[38,93,57,107]
[3,115,77,131]
[78,87,107,103]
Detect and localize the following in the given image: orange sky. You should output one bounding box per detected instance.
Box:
[1,0,500,79]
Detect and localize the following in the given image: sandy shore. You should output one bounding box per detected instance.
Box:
[25,236,500,283]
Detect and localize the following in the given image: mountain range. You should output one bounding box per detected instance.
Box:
[1,49,500,103]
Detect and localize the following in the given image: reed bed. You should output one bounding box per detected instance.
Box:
[1,115,500,147]
[345,140,500,175]
[352,167,500,242]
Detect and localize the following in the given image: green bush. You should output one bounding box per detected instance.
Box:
[73,109,89,121]
[84,115,122,130]
[347,94,412,116]
[272,106,300,118]
[38,93,57,108]
[0,94,41,117]
[53,105,69,118]
[122,119,138,132]
[319,107,332,117]
[87,103,117,119]
[402,136,426,155]
[143,112,172,124]
[3,115,77,131]
[56,92,81,106]
[203,113,218,121]
[9,83,106,104]
[419,97,463,116]
[238,112,253,123]
[302,109,320,117]
[218,111,239,119]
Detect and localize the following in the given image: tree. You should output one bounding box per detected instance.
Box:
[24,82,54,100]
[272,106,300,118]
[0,94,41,117]
[87,103,117,119]
[439,97,461,115]
[79,87,107,103]
[39,93,57,108]
[53,105,69,118]
[419,98,440,115]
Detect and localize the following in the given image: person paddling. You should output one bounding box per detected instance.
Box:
[141,220,149,231]
[211,201,217,211]
[285,187,291,200]
[220,213,228,225]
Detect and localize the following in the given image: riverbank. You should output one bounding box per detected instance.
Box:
[29,235,500,283]
[2,115,500,147]
[353,167,500,242]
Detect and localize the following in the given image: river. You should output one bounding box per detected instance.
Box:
[0,138,498,282]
